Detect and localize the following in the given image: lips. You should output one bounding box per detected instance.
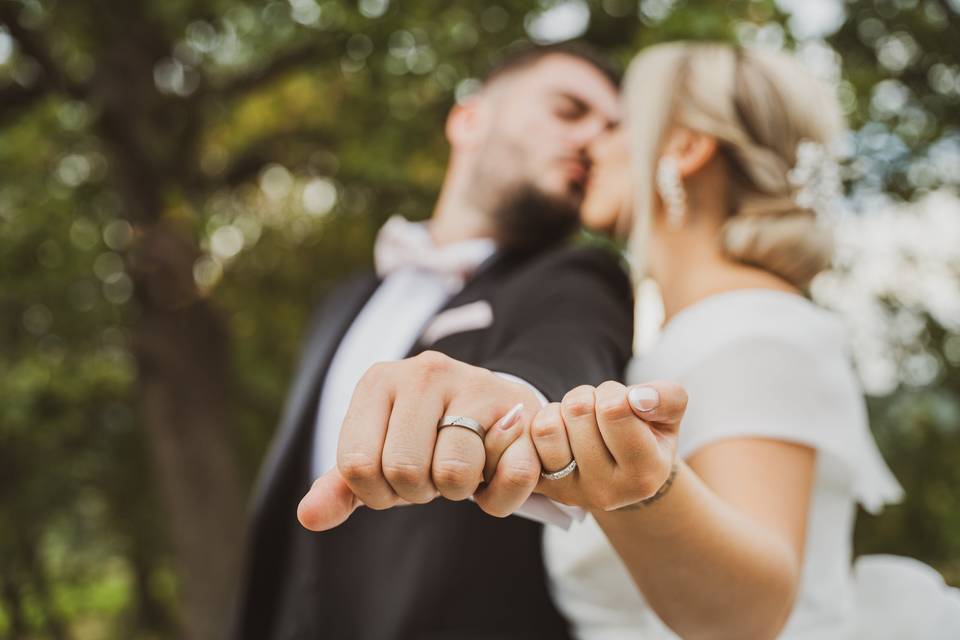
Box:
[562,159,590,187]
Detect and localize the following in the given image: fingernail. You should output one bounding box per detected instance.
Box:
[496,403,524,431]
[628,387,660,412]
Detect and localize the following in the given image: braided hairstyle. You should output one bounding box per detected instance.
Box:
[621,42,846,290]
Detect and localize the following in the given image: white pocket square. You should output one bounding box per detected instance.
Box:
[421,300,493,345]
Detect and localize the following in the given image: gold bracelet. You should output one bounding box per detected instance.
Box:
[616,460,679,511]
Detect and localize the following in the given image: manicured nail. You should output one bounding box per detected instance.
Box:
[495,403,524,431]
[628,387,660,412]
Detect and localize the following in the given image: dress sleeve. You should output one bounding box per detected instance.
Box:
[677,336,903,513]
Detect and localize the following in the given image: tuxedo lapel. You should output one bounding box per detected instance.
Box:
[405,250,505,356]
[248,272,380,521]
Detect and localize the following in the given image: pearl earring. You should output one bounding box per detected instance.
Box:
[656,156,686,228]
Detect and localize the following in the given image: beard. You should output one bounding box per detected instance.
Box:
[489,183,582,254]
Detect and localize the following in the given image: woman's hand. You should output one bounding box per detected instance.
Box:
[529,380,687,511]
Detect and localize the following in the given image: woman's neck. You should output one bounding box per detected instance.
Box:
[654,231,799,324]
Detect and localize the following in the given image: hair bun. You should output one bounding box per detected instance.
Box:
[721,211,832,290]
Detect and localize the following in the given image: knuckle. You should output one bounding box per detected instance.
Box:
[359,361,391,386]
[562,386,597,418]
[637,470,664,499]
[414,350,451,376]
[338,452,381,483]
[382,457,429,488]
[597,395,634,422]
[432,458,479,489]
[532,418,564,441]
[619,468,658,500]
[532,409,565,440]
[500,460,540,490]
[562,393,596,419]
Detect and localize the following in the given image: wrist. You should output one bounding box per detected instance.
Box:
[614,459,679,511]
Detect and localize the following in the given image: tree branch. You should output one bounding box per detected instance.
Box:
[208,37,343,101]
[201,129,337,191]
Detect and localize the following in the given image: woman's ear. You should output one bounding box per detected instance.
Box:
[676,129,718,178]
[445,96,487,150]
[661,128,718,179]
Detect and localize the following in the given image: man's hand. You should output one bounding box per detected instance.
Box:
[297,351,542,531]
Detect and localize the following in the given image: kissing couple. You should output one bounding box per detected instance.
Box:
[228,41,960,639]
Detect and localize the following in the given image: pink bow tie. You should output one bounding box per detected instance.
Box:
[373,216,496,288]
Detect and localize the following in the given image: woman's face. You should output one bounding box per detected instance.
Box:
[580,125,633,234]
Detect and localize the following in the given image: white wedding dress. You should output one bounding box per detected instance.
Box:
[543,289,960,639]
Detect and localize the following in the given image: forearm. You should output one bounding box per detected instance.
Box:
[592,461,800,640]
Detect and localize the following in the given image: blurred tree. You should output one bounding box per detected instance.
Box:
[1,0,957,637]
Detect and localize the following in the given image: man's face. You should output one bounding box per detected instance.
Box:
[470,55,621,211]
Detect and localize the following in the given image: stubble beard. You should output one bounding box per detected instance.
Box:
[488,183,582,254]
[470,142,583,254]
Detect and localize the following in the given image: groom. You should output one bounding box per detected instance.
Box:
[229,44,641,639]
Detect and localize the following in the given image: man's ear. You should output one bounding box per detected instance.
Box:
[445,96,488,150]
[662,128,718,178]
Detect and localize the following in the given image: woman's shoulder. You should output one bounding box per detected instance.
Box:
[629,288,904,513]
[631,289,849,382]
[671,288,844,351]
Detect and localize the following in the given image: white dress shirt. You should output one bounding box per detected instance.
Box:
[311,216,583,528]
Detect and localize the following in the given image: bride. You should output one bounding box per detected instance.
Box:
[502,42,960,639]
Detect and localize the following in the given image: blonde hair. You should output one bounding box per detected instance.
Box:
[621,42,846,290]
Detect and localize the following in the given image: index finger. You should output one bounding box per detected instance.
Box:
[337,363,400,509]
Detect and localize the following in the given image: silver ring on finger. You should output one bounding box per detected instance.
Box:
[438,415,487,442]
[541,458,577,481]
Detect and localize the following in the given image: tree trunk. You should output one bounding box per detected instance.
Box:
[130,540,175,636]
[28,543,67,640]
[83,14,248,634]
[131,222,246,640]
[0,573,26,639]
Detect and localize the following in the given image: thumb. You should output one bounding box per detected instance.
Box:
[626,381,688,432]
[297,468,361,531]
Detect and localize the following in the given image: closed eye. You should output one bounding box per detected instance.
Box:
[553,94,589,120]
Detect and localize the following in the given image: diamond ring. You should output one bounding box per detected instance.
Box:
[540,459,577,481]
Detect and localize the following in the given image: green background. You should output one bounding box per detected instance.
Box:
[1,0,958,637]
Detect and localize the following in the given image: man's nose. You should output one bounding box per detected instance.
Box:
[571,116,611,149]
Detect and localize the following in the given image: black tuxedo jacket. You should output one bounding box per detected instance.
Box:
[227,245,634,640]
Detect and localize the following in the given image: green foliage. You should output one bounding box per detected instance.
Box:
[858,317,960,585]
[1,0,958,636]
